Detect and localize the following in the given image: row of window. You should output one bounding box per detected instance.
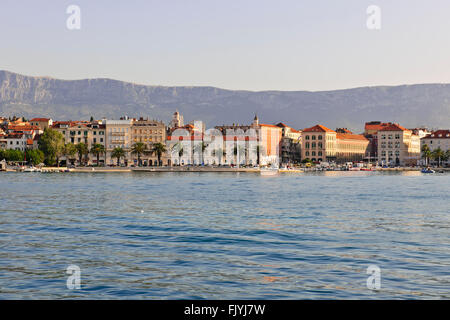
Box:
[381,142,401,148]
[304,135,323,141]
[134,129,163,134]
[305,151,323,156]
[305,142,323,149]
[381,150,400,156]
[381,134,401,139]
[70,137,104,143]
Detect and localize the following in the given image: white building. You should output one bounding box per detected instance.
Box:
[105,118,133,165]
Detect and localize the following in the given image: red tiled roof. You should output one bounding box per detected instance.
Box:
[6,132,24,138]
[26,139,34,145]
[424,130,450,139]
[364,122,392,132]
[379,123,408,132]
[8,124,39,131]
[303,124,335,133]
[30,118,50,122]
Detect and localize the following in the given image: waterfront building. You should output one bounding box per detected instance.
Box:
[421,130,450,151]
[301,124,337,162]
[276,123,302,165]
[53,120,107,165]
[421,130,450,165]
[377,123,421,166]
[3,122,40,151]
[302,125,369,163]
[167,121,205,165]
[105,118,132,166]
[363,121,393,162]
[131,117,169,166]
[4,132,29,151]
[215,115,282,166]
[335,129,370,163]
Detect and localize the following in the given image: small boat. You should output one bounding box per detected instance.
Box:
[349,167,360,171]
[260,165,279,176]
[360,168,372,171]
[23,167,36,172]
[421,168,435,174]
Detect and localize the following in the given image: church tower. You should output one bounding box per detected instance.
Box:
[252,113,259,127]
[170,110,184,128]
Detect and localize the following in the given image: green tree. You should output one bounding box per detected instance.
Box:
[151,143,167,166]
[38,128,65,166]
[421,144,432,166]
[444,150,450,163]
[131,142,147,166]
[90,143,105,166]
[26,149,45,166]
[64,143,78,165]
[1,149,24,162]
[76,143,89,166]
[111,147,125,166]
[431,147,445,167]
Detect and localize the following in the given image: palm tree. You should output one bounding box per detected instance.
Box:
[253,144,264,167]
[432,147,445,167]
[76,143,89,166]
[131,142,147,166]
[90,143,105,166]
[193,142,208,165]
[64,143,77,166]
[444,150,450,164]
[171,143,184,165]
[421,144,432,166]
[233,145,246,167]
[211,148,224,165]
[151,143,167,166]
[111,147,125,166]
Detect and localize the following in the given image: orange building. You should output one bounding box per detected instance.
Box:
[302,124,369,163]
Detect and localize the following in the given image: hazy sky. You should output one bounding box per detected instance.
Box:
[1,0,450,91]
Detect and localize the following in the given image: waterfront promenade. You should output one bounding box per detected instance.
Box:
[3,165,450,173]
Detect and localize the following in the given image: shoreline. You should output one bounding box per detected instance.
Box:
[3,166,450,173]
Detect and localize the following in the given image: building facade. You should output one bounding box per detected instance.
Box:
[30,118,53,131]
[377,124,421,166]
[105,119,133,165]
[302,125,369,163]
[276,123,301,165]
[53,121,106,165]
[131,117,168,166]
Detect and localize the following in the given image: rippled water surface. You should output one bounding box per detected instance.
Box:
[0,171,449,299]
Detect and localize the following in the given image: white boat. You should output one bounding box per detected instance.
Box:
[23,166,37,172]
[260,165,279,176]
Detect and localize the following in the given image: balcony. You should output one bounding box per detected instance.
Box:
[111,132,126,136]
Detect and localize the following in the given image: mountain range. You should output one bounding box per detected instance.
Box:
[0,70,449,132]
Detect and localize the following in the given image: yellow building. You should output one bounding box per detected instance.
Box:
[131,117,168,166]
[302,125,369,163]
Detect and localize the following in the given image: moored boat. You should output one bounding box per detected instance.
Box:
[260,165,279,176]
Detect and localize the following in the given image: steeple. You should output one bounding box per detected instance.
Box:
[252,113,259,127]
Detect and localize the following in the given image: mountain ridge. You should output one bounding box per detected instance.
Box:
[1,70,449,132]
